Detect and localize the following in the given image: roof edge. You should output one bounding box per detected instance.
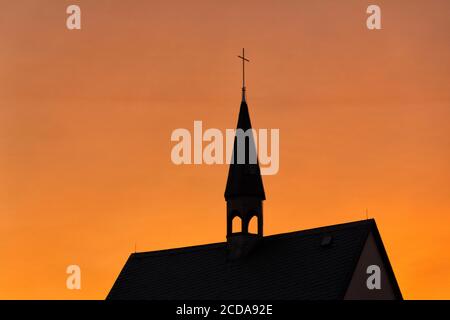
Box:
[130,219,376,259]
[369,220,404,299]
[339,219,403,300]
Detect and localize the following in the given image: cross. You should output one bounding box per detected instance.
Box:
[237,48,250,89]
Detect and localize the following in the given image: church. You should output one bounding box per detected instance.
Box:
[107,51,402,300]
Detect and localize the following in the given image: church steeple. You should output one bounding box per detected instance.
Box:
[225,50,265,259]
[224,97,266,201]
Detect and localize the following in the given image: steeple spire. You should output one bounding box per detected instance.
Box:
[225,49,265,260]
[224,99,266,200]
[226,48,265,201]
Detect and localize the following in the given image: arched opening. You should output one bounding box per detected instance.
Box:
[248,215,258,234]
[232,216,242,233]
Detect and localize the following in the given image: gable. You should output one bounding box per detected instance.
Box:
[344,232,400,300]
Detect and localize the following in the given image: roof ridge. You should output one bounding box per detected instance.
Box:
[263,219,375,240]
[132,241,226,258]
[131,219,375,258]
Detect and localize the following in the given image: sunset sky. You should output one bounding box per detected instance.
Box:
[1,0,449,299]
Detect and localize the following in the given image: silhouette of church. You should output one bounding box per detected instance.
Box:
[107,51,402,300]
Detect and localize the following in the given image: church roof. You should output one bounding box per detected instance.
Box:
[107,219,402,300]
[224,99,266,200]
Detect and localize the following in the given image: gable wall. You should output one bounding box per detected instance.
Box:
[344,232,396,300]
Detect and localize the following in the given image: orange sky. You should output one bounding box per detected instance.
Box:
[0,0,449,299]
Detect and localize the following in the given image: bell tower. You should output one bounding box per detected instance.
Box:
[224,49,266,259]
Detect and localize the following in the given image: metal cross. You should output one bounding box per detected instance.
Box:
[237,48,250,89]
